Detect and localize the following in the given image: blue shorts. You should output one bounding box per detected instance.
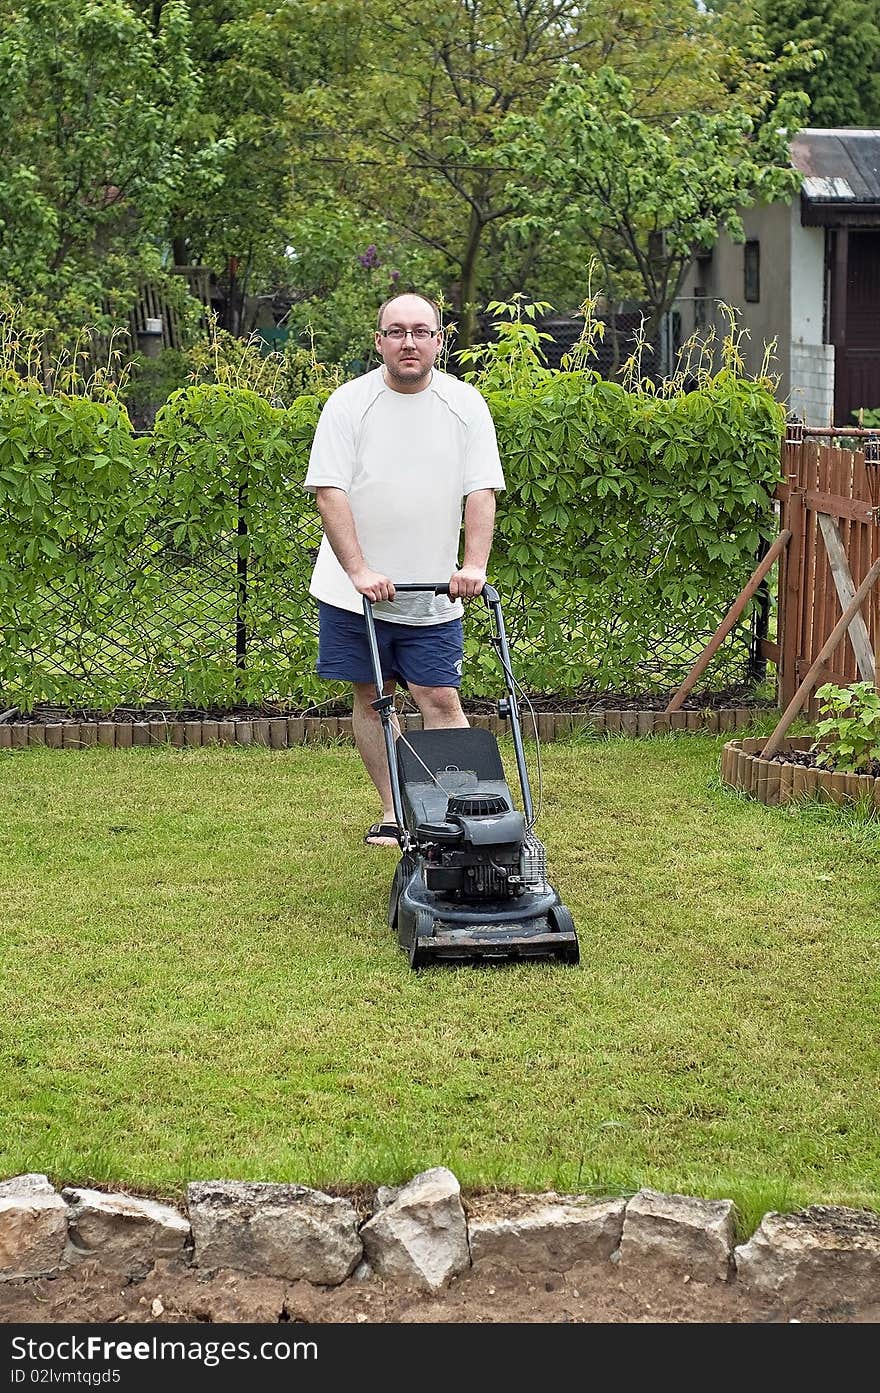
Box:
[317,602,464,688]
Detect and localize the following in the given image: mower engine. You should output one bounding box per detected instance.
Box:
[418,795,528,900]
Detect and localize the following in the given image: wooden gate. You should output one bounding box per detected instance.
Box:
[775,426,880,713]
[666,424,880,731]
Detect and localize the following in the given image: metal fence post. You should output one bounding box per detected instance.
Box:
[236,477,248,677]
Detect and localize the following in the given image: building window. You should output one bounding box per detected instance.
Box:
[744,241,760,303]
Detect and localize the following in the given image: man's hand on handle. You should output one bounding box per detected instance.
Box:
[448,566,486,599]
[350,568,396,603]
[353,568,486,602]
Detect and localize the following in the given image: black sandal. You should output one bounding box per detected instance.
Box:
[364,822,400,846]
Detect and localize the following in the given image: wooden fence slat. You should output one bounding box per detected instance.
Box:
[802,490,873,523]
[840,443,856,683]
[816,513,876,681]
[828,445,846,682]
[776,434,880,713]
[813,445,830,684]
[778,439,806,708]
[799,443,815,695]
[763,555,880,758]
[857,449,874,669]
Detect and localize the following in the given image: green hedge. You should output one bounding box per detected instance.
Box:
[0,359,783,711]
[475,366,781,696]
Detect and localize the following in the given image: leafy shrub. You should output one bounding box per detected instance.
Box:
[853,408,880,428]
[122,348,191,414]
[121,326,347,426]
[457,297,784,696]
[812,681,880,773]
[145,383,324,708]
[0,298,785,711]
[0,380,152,706]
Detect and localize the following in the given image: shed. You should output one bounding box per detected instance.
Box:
[677,129,880,426]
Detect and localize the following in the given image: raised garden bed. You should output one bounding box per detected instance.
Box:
[721,737,880,808]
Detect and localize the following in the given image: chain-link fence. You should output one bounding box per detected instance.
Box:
[5,491,766,716]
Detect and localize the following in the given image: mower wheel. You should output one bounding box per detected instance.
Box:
[409,909,435,970]
[549,903,579,965]
[388,853,414,930]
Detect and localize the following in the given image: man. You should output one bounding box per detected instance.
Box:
[304,291,505,846]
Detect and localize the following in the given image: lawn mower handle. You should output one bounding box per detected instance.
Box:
[391,582,501,602]
[361,583,534,831]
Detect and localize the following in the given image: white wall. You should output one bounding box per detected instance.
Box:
[789,202,825,341]
[788,203,834,425]
[675,200,836,423]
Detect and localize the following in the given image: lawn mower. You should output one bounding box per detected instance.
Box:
[363,583,580,969]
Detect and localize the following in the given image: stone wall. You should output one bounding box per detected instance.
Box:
[1,1170,878,1313]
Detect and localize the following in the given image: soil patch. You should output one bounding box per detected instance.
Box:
[0,1256,874,1325]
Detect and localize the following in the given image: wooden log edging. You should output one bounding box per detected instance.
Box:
[721,738,880,808]
[0,708,769,750]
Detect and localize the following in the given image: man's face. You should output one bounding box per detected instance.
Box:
[375,294,442,391]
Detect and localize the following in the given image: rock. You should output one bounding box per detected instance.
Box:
[0,1174,68,1280]
[187,1182,361,1285]
[0,1175,53,1197]
[467,1193,626,1271]
[62,1187,191,1277]
[618,1188,735,1283]
[360,1167,469,1291]
[735,1206,880,1310]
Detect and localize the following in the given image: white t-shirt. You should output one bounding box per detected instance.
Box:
[303,367,505,624]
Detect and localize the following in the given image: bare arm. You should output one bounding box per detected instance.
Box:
[314,486,395,602]
[449,489,497,598]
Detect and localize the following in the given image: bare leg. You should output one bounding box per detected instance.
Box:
[408,684,469,730]
[352,680,400,844]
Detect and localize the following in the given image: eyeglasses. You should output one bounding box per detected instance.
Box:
[378,327,441,342]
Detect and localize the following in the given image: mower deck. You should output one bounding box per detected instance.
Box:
[389,847,580,968]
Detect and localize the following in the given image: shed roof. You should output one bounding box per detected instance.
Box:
[792,129,880,224]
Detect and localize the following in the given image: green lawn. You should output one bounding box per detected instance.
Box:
[1,729,878,1236]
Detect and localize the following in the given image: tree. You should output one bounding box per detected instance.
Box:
[759,0,880,127]
[277,202,446,370]
[127,0,378,335]
[303,0,746,347]
[0,0,198,336]
[499,64,810,365]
